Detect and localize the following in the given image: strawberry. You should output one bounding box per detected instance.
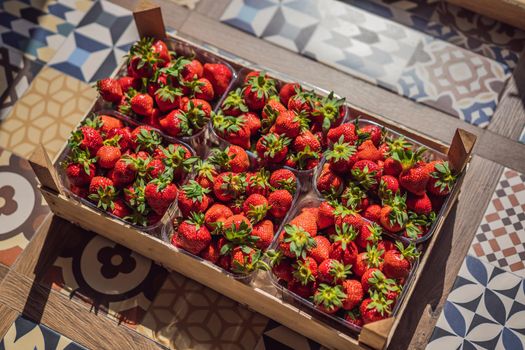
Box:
[334,205,364,230]
[360,267,381,293]
[243,70,262,84]
[213,172,246,202]
[252,219,274,249]
[184,77,214,101]
[327,123,357,145]
[256,133,290,163]
[159,109,189,137]
[231,246,266,274]
[69,126,103,156]
[406,192,433,215]
[293,130,321,153]
[344,310,364,327]
[279,224,316,259]
[379,194,408,233]
[130,93,154,116]
[360,294,391,324]
[111,198,131,218]
[274,110,307,139]
[270,254,294,283]
[243,71,277,111]
[311,92,345,131]
[246,169,271,196]
[308,235,331,264]
[117,76,139,93]
[242,112,262,135]
[178,180,211,217]
[329,223,359,265]
[318,258,352,285]
[351,160,381,190]
[341,183,369,211]
[353,245,384,277]
[357,140,383,161]
[289,210,318,237]
[66,162,96,187]
[203,63,232,96]
[383,157,403,177]
[177,212,211,255]
[363,204,381,223]
[243,194,270,223]
[147,158,165,179]
[292,257,318,286]
[287,86,314,117]
[204,203,233,231]
[341,279,364,310]
[261,98,287,131]
[70,184,88,198]
[152,39,170,66]
[110,157,136,187]
[383,242,419,279]
[289,280,316,299]
[317,201,335,229]
[106,126,132,152]
[193,160,217,189]
[221,88,248,117]
[269,169,296,194]
[130,126,162,153]
[427,161,456,196]
[279,82,299,106]
[181,59,203,81]
[325,137,357,174]
[212,112,251,149]
[155,85,183,112]
[399,161,431,195]
[316,164,343,195]
[97,78,123,103]
[200,240,220,263]
[379,175,400,201]
[226,145,250,173]
[97,115,123,134]
[356,223,383,250]
[88,176,116,210]
[268,189,293,219]
[127,39,160,78]
[313,284,346,314]
[144,176,178,215]
[182,98,212,128]
[359,124,382,146]
[96,145,121,169]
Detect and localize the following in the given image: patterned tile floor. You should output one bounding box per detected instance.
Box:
[0,315,86,350]
[221,0,523,127]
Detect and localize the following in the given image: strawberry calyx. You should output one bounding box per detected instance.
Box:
[384,194,408,228]
[332,222,358,250]
[222,88,248,114]
[209,148,234,171]
[351,165,377,190]
[312,91,345,132]
[159,144,197,172]
[220,172,247,198]
[364,223,383,245]
[135,128,162,153]
[395,241,420,262]
[89,185,117,211]
[386,136,411,156]
[260,133,291,158]
[325,137,357,162]
[82,114,103,130]
[328,260,353,283]
[341,183,367,210]
[283,224,316,259]
[124,179,147,213]
[185,101,209,132]
[249,169,271,192]
[63,148,96,175]
[182,76,206,97]
[103,134,121,147]
[367,290,394,316]
[181,180,210,203]
[212,112,245,135]
[430,161,457,192]
[392,147,427,172]
[313,284,346,312]
[363,244,384,269]
[124,209,150,227]
[155,85,183,103]
[291,145,319,170]
[193,159,217,182]
[184,211,206,227]
[293,259,317,286]
[221,220,257,253]
[244,71,277,100]
[149,168,174,192]
[128,37,161,73]
[123,154,152,178]
[158,56,191,84]
[367,270,399,296]
[246,203,270,223]
[231,247,269,274]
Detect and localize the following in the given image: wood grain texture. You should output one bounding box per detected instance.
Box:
[110,0,190,30]
[177,12,525,174]
[447,0,525,30]
[196,0,230,18]
[0,303,19,339]
[388,156,504,350]
[0,264,9,283]
[0,271,166,350]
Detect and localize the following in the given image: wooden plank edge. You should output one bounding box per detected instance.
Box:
[133,0,167,40]
[29,145,61,194]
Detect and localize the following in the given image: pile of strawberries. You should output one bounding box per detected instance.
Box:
[169,145,298,275]
[269,202,419,325]
[63,114,195,226]
[212,71,346,170]
[316,121,457,240]
[96,37,232,138]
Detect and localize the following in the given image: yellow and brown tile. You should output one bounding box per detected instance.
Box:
[0,66,97,160]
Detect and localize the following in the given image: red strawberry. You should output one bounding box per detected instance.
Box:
[117,76,139,93]
[213,172,246,202]
[252,219,274,249]
[261,98,287,131]
[152,39,170,66]
[383,242,419,279]
[147,158,165,179]
[145,178,178,215]
[329,223,359,266]
[334,205,364,230]
[308,235,331,264]
[279,224,316,259]
[269,169,297,194]
[155,85,182,112]
[272,258,294,283]
[203,63,232,96]
[318,258,352,285]
[130,126,161,153]
[107,126,132,152]
[293,130,321,153]
[96,145,121,169]
[427,161,456,196]
[200,239,220,263]
[399,162,431,195]
[406,192,433,215]
[289,210,318,237]
[110,158,136,187]
[287,86,314,117]
[357,140,383,161]
[111,198,131,218]
[361,267,381,293]
[325,138,357,174]
[317,201,335,229]
[65,149,96,186]
[279,82,299,106]
[292,257,318,286]
[159,109,189,137]
[226,145,250,173]
[127,39,158,78]
[356,223,383,250]
[182,98,212,125]
[130,93,154,116]
[177,212,211,255]
[246,169,271,197]
[379,200,408,233]
[256,133,290,163]
[268,189,293,219]
[351,160,381,190]
[185,77,214,101]
[379,175,400,200]
[341,183,369,211]
[363,204,382,223]
[353,245,384,277]
[204,203,233,230]
[213,112,251,149]
[344,310,364,327]
[316,164,343,195]
[181,59,203,81]
[383,157,403,177]
[327,123,357,145]
[243,194,270,223]
[70,126,103,156]
[70,184,88,198]
[231,246,265,274]
[360,295,390,324]
[97,78,123,103]
[289,280,316,299]
[359,124,382,146]
[313,284,346,314]
[274,110,306,139]
[193,160,217,189]
[242,112,262,135]
[178,180,211,217]
[243,71,277,111]
[88,176,116,210]
[221,88,248,116]
[98,115,123,134]
[341,279,364,310]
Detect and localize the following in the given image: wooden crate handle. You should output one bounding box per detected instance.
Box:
[133,0,166,40]
[359,317,395,349]
[29,144,61,194]
[447,129,476,173]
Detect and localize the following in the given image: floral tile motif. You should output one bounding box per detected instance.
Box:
[469,168,525,277]
[426,255,525,350]
[0,47,44,121]
[42,231,168,326]
[221,0,513,127]
[0,315,86,350]
[0,0,93,62]
[49,0,139,83]
[0,66,97,159]
[136,272,268,349]
[0,148,49,267]
[254,320,324,350]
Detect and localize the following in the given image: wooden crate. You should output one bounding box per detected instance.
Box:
[29,3,477,349]
[447,0,525,31]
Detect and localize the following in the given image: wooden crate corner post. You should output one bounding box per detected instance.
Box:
[133,0,166,40]
[359,317,395,350]
[448,129,477,173]
[29,144,61,194]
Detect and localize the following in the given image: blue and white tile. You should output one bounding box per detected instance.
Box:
[519,127,525,144]
[0,0,93,62]
[427,255,525,350]
[0,315,86,349]
[49,0,139,83]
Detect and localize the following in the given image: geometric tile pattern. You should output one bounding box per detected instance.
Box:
[254,320,323,350]
[469,168,525,277]
[0,148,49,267]
[426,255,525,350]
[49,0,139,83]
[0,48,44,121]
[136,272,269,349]
[42,231,168,326]
[0,315,86,350]
[0,66,97,159]
[221,0,518,127]
[0,0,93,62]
